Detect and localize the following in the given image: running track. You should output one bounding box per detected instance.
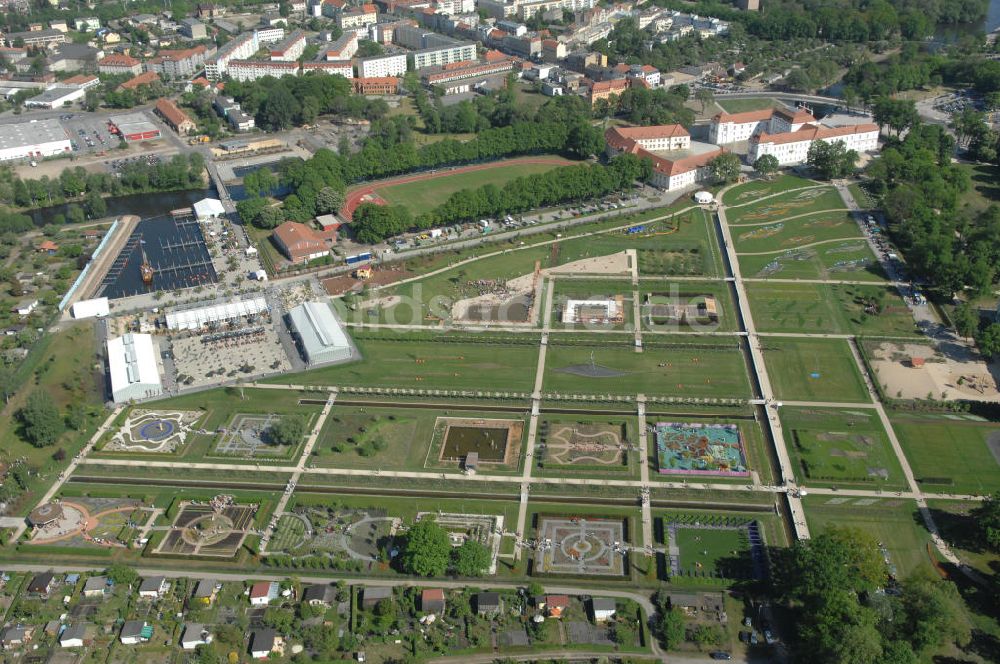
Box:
[341,156,574,220]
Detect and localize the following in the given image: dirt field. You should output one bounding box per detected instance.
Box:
[869,341,1000,402]
[321,266,414,295]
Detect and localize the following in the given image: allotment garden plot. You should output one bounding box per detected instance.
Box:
[662,512,768,581]
[103,409,201,454]
[532,516,628,577]
[153,495,258,558]
[782,407,906,489]
[535,417,633,475]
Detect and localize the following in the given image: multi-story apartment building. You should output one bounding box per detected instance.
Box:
[205,32,258,80]
[270,29,307,61]
[145,45,211,78]
[412,40,476,69]
[227,59,300,81]
[302,60,354,77]
[324,32,358,60]
[255,26,286,43]
[357,53,407,77]
[339,4,378,30]
[748,123,880,165]
[352,76,400,94]
[98,53,142,76]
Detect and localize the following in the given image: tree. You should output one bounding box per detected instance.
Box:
[452,539,490,576]
[658,607,685,650]
[976,323,1000,360]
[899,576,970,654]
[872,97,918,137]
[105,563,139,588]
[259,85,300,131]
[400,518,451,576]
[0,363,14,403]
[973,490,1000,551]
[19,390,63,447]
[709,152,741,184]
[266,415,306,446]
[695,88,715,114]
[807,140,858,180]
[84,191,107,219]
[754,154,780,179]
[952,302,979,339]
[315,186,345,215]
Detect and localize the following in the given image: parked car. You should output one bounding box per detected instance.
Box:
[709,653,732,661]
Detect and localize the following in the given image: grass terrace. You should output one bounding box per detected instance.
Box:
[892,413,1000,495]
[762,337,871,403]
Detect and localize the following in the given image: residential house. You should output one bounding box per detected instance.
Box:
[26,572,55,596]
[543,594,570,618]
[59,624,90,648]
[119,620,149,645]
[180,623,212,650]
[421,588,445,614]
[191,579,218,604]
[361,586,392,609]
[248,581,279,606]
[475,592,501,616]
[302,584,337,607]
[137,576,168,599]
[37,240,58,254]
[81,576,108,598]
[74,17,101,32]
[249,628,278,659]
[0,626,31,650]
[590,597,616,622]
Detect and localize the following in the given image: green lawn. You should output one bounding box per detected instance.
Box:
[763,338,870,403]
[745,282,918,336]
[892,413,1000,495]
[803,496,935,578]
[923,499,998,577]
[726,187,845,224]
[715,98,776,114]
[674,526,750,579]
[732,211,859,254]
[542,340,751,398]
[265,333,540,392]
[0,323,106,515]
[956,162,1000,217]
[721,175,820,207]
[373,157,576,216]
[739,240,884,281]
[782,406,906,489]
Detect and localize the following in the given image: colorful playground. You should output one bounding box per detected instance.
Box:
[655,422,748,476]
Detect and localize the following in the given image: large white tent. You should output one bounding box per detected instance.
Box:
[107,333,162,403]
[165,297,268,331]
[287,300,352,366]
[193,198,226,221]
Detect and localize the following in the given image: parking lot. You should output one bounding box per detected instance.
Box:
[60,113,118,155]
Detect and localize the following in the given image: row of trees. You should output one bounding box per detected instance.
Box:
[0,154,205,212]
[352,153,651,243]
[867,124,999,294]
[400,518,492,577]
[222,74,389,131]
[780,526,970,664]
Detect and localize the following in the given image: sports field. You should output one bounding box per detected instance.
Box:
[745,282,918,336]
[732,211,860,254]
[726,187,845,225]
[782,406,906,489]
[542,341,751,398]
[375,157,576,215]
[264,334,539,392]
[763,338,870,403]
[892,413,1000,495]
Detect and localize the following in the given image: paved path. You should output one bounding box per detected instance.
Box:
[260,389,338,553]
[715,193,810,539]
[637,395,653,554]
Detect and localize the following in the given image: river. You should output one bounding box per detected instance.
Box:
[27,189,213,227]
[932,0,1000,43]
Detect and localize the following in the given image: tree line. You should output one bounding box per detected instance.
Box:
[237,97,605,229]
[351,153,651,243]
[867,124,999,295]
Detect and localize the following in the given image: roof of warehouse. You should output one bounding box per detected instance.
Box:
[288,301,350,359]
[0,118,68,149]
